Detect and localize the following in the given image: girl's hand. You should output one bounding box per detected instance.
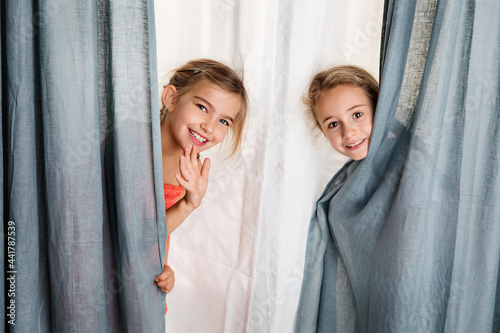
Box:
[155,264,175,294]
[175,145,210,210]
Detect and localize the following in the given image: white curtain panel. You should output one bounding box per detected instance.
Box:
[154,1,383,332]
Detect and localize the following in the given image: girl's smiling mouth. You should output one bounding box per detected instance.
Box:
[189,129,208,144]
[345,138,366,150]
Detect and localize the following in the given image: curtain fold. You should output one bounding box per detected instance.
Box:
[2,0,166,331]
[296,0,500,332]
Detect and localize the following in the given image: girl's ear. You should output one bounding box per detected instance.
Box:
[162,85,177,111]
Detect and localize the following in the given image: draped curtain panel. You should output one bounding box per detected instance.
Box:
[155,1,383,332]
[2,0,166,331]
[297,0,500,332]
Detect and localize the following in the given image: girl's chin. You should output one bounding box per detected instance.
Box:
[332,147,368,160]
[350,150,368,160]
[186,142,213,153]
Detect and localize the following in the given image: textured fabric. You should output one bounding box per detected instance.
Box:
[296,0,500,332]
[1,0,166,331]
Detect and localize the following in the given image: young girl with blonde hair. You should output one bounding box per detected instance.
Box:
[305,65,379,161]
[154,59,248,309]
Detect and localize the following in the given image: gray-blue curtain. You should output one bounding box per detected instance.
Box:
[296,0,500,332]
[2,0,166,331]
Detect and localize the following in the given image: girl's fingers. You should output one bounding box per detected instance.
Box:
[200,158,211,179]
[156,278,169,286]
[155,272,166,282]
[158,283,173,293]
[179,155,190,181]
[190,144,197,162]
[179,145,204,184]
[175,173,189,187]
[185,145,192,159]
[156,265,175,293]
[156,270,170,282]
[183,148,193,170]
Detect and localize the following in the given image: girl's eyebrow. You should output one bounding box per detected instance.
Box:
[194,95,235,123]
[346,104,366,111]
[194,96,214,110]
[322,116,335,124]
[322,104,367,124]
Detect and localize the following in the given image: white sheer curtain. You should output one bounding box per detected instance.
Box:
[154,1,383,332]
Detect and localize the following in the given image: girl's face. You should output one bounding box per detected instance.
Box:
[316,84,374,160]
[163,82,241,154]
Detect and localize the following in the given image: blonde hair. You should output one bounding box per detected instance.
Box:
[160,59,248,158]
[304,65,379,127]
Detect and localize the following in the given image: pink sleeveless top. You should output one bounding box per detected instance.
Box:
[164,183,183,210]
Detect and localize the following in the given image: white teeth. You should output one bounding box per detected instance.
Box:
[347,139,364,148]
[189,129,207,143]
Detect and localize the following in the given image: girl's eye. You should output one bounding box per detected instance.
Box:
[197,104,207,112]
[353,112,363,119]
[219,119,230,126]
[328,121,340,128]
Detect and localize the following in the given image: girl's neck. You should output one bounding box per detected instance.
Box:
[160,119,183,157]
[161,119,184,185]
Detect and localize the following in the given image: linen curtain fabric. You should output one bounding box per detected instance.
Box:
[296,0,500,332]
[2,0,166,332]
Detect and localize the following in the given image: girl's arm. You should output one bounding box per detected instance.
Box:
[166,145,210,235]
[164,200,195,234]
[156,147,209,293]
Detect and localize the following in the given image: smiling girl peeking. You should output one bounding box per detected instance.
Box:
[304,65,379,161]
[154,59,248,312]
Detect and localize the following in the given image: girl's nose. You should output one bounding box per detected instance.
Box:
[343,125,357,139]
[201,116,216,134]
